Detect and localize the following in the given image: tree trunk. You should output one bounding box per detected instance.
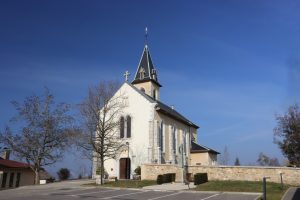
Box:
[101,158,104,185]
[100,129,105,185]
[34,168,40,185]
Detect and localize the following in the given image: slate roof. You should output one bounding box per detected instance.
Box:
[155,101,199,128]
[0,158,31,169]
[191,141,220,154]
[132,45,162,87]
[126,83,199,129]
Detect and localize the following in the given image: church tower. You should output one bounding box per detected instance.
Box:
[132,44,162,100]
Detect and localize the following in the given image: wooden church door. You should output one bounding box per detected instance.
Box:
[119,158,131,179]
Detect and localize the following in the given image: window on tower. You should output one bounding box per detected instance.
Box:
[139,68,145,79]
[153,89,156,100]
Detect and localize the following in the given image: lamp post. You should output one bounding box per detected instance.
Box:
[263,176,270,200]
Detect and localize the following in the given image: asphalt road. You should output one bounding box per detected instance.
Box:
[0,180,261,200]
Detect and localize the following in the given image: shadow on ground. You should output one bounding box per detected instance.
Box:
[291,188,300,200]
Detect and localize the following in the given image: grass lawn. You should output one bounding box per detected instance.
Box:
[84,180,157,188]
[193,180,290,200]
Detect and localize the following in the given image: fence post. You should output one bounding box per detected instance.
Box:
[280,173,284,189]
[263,176,270,200]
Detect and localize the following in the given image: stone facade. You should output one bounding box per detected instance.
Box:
[141,164,300,186]
[141,164,184,182]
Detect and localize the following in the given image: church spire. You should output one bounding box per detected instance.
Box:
[131,29,162,100]
[131,43,161,87]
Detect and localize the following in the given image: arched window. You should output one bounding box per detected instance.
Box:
[120,117,124,138]
[126,116,131,138]
[153,89,156,100]
[140,87,145,93]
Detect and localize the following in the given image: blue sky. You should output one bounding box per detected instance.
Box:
[1,0,300,176]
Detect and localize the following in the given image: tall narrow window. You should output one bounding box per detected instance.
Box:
[153,89,156,100]
[183,131,187,155]
[172,126,177,154]
[186,131,190,154]
[120,117,124,138]
[126,116,131,138]
[175,128,177,154]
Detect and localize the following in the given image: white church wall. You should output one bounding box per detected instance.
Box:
[154,112,196,166]
[101,83,156,179]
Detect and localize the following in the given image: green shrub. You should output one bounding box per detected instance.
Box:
[96,167,101,175]
[57,168,70,180]
[170,173,176,182]
[134,166,141,175]
[157,175,163,185]
[162,173,176,183]
[194,173,208,185]
[162,174,170,183]
[96,167,109,178]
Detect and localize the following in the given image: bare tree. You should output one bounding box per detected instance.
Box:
[220,145,230,165]
[77,80,126,185]
[257,152,280,166]
[274,104,300,167]
[0,88,74,184]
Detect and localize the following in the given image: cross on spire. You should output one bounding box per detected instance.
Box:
[123,70,130,82]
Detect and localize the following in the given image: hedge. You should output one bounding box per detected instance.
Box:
[157,173,176,184]
[194,173,208,185]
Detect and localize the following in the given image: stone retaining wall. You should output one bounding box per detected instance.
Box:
[141,164,300,185]
[141,164,183,182]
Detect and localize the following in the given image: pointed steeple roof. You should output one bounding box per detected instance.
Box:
[132,45,162,87]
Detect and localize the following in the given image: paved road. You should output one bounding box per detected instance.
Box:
[0,180,261,200]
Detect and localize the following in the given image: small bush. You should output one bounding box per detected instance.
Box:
[96,167,109,179]
[57,168,70,180]
[170,173,176,182]
[162,174,169,183]
[157,175,163,185]
[194,173,208,185]
[96,167,101,175]
[134,166,141,175]
[162,173,176,183]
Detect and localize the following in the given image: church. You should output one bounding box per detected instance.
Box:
[93,41,219,180]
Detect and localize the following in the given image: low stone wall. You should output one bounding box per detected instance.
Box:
[141,164,183,182]
[141,164,300,185]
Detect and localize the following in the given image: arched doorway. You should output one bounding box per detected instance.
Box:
[119,158,130,179]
